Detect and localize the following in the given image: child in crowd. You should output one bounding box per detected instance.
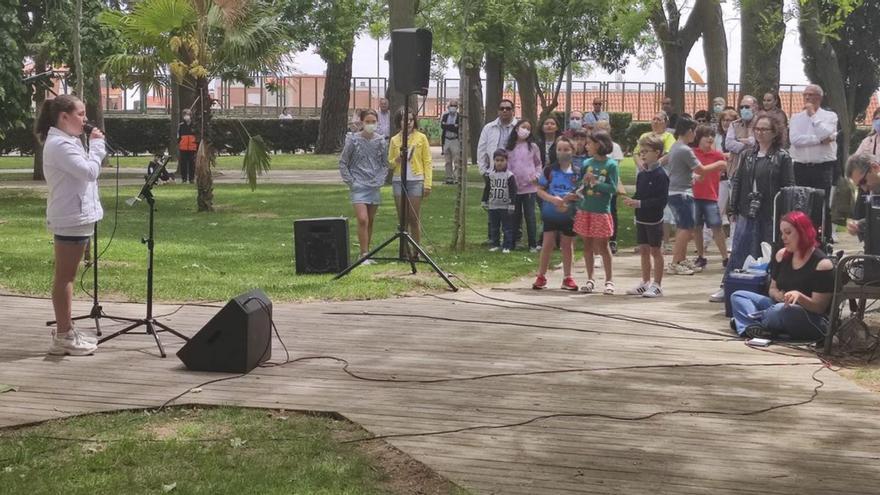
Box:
[533,137,580,290]
[506,120,543,252]
[691,124,729,269]
[623,135,669,297]
[594,120,625,254]
[482,149,518,253]
[574,131,619,294]
[572,129,590,173]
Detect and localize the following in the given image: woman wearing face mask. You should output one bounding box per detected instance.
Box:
[506,120,543,251]
[340,109,388,264]
[37,95,106,356]
[710,97,726,126]
[855,108,880,156]
[758,91,788,148]
[388,110,432,259]
[177,109,198,184]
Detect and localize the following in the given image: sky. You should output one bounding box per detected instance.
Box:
[286,3,810,85]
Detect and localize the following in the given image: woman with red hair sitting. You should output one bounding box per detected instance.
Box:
[730,211,834,340]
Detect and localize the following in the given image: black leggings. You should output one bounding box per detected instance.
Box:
[179,151,196,182]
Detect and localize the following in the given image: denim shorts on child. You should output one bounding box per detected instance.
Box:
[667,193,696,230]
[694,198,722,228]
[392,180,424,198]
[349,183,381,205]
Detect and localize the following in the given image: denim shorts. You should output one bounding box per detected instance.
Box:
[392,180,424,198]
[694,198,722,228]
[349,184,381,205]
[667,193,695,230]
[54,234,91,245]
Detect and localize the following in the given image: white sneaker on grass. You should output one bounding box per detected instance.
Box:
[360,257,377,266]
[642,283,663,298]
[502,248,511,254]
[48,329,97,356]
[489,246,501,252]
[626,281,650,296]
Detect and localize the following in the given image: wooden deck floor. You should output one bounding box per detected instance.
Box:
[2,253,880,494]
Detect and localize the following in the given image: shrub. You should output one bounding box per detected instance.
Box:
[0,116,319,156]
[624,122,653,153]
[608,112,632,148]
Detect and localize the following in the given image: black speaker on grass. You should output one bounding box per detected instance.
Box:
[177,289,272,373]
[294,217,349,274]
[390,28,432,96]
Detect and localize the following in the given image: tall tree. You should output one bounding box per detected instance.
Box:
[739,0,784,99]
[701,0,727,108]
[0,0,30,144]
[102,0,290,211]
[648,0,706,112]
[799,0,880,161]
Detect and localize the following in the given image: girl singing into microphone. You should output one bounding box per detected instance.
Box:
[36,95,106,356]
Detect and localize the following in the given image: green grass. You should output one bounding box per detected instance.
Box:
[0,407,454,495]
[0,181,637,303]
[0,154,339,171]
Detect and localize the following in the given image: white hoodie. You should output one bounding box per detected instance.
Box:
[44,127,106,231]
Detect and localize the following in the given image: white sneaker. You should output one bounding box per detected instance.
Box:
[642,283,663,298]
[48,329,97,356]
[71,324,97,345]
[502,248,511,254]
[489,246,501,252]
[682,259,702,273]
[709,288,725,303]
[360,257,376,266]
[626,281,650,295]
[671,262,694,276]
[529,247,540,253]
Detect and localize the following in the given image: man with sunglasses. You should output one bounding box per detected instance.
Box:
[477,99,519,240]
[845,153,880,238]
[790,84,839,245]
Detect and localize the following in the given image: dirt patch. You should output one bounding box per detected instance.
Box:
[245,212,280,219]
[145,418,232,441]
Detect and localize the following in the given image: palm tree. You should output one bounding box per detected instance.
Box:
[100,0,289,211]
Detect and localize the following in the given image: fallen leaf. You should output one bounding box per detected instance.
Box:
[0,384,17,394]
[229,437,247,448]
[162,482,177,492]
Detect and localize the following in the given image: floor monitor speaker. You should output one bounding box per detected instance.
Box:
[176,289,272,373]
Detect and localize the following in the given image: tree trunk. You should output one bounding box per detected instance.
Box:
[315,50,354,154]
[702,0,728,108]
[661,44,688,113]
[513,61,538,127]
[464,62,483,164]
[195,77,214,212]
[32,54,48,181]
[73,0,84,99]
[170,80,180,165]
[799,0,851,163]
[739,0,784,99]
[84,71,106,165]
[451,59,471,252]
[484,51,504,118]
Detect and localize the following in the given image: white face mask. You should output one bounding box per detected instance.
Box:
[448,106,458,114]
[363,123,377,133]
[517,128,531,139]
[183,116,191,123]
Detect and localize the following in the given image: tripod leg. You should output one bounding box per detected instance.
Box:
[333,232,402,280]
[146,321,167,358]
[404,234,458,291]
[152,320,190,342]
[98,320,143,344]
[94,316,102,337]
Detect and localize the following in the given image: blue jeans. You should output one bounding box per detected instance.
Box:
[730,290,828,340]
[513,193,538,249]
[488,209,514,249]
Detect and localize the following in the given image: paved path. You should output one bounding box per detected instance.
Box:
[1,249,879,494]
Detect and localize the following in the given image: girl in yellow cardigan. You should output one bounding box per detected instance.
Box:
[388,111,432,256]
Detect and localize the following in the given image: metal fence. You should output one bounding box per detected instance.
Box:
[94,74,879,123]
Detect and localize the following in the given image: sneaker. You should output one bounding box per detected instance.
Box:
[609,241,618,254]
[722,258,729,268]
[489,246,501,252]
[626,281,650,296]
[744,324,773,340]
[694,256,708,269]
[529,246,540,253]
[683,259,702,273]
[532,274,548,290]
[360,257,376,266]
[709,288,725,303]
[642,283,663,298]
[48,329,97,356]
[71,324,97,345]
[561,277,579,291]
[671,262,695,276]
[502,248,511,254]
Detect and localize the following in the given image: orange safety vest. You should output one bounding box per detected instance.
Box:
[179,134,198,152]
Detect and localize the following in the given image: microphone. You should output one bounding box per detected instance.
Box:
[83,122,99,136]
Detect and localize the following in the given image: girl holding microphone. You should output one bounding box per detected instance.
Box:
[36,95,106,356]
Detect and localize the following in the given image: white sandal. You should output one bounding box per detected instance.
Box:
[580,279,595,293]
[604,281,615,295]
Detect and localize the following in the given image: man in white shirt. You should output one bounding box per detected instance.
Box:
[377,98,391,138]
[476,99,518,241]
[789,84,838,243]
[584,98,610,128]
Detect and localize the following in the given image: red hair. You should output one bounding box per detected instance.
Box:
[780,211,817,257]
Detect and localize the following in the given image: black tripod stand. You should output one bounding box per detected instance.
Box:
[99,163,189,357]
[334,96,456,291]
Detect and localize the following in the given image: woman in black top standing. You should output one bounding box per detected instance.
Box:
[726,115,795,276]
[536,116,560,167]
[730,211,834,340]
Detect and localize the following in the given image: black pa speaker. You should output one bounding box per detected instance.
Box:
[176,289,272,373]
[390,28,432,96]
[294,217,349,274]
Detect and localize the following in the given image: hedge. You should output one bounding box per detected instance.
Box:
[0,116,319,156]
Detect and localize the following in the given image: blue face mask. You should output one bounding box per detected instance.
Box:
[569,119,582,130]
[873,118,880,134]
[740,108,753,121]
[713,104,723,114]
